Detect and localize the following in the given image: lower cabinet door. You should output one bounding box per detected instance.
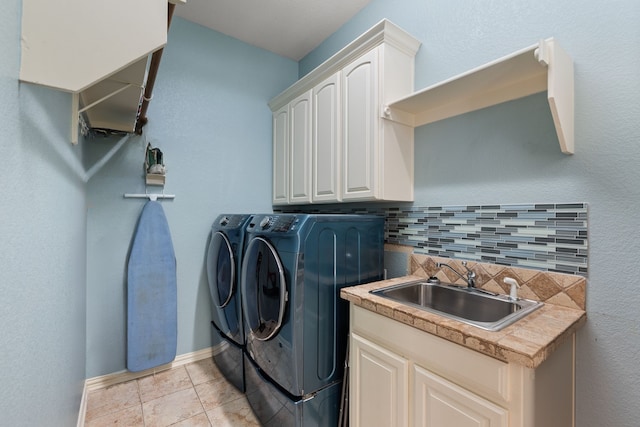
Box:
[413,364,508,427]
[350,333,409,427]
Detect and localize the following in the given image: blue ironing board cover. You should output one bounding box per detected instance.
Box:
[127,200,177,372]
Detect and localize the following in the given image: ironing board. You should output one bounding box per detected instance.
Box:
[127,200,177,372]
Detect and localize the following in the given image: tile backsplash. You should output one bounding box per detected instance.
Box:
[385,203,587,276]
[409,253,586,310]
[277,202,588,276]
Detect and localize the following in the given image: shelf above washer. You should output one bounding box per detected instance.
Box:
[383,38,574,154]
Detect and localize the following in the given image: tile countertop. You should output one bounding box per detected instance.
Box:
[340,275,587,369]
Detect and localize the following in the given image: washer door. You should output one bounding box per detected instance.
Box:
[241,237,287,341]
[206,231,236,309]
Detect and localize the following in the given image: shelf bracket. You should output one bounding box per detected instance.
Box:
[534,39,550,67]
[544,39,574,154]
[381,105,415,127]
[78,82,137,114]
[71,93,80,144]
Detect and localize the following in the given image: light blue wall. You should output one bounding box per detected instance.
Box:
[301,1,640,426]
[85,17,298,377]
[4,1,637,424]
[0,1,87,426]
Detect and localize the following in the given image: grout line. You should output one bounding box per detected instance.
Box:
[136,379,146,427]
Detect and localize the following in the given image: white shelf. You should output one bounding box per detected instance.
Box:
[20,0,166,93]
[146,173,166,186]
[385,38,574,154]
[19,0,176,143]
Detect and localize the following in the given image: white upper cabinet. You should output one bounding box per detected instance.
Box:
[269,19,421,205]
[342,49,378,200]
[341,42,417,202]
[289,91,313,204]
[385,38,574,154]
[19,0,184,143]
[272,105,289,205]
[272,90,313,206]
[313,74,341,203]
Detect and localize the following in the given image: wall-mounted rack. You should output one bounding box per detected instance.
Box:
[124,193,175,201]
[383,38,574,154]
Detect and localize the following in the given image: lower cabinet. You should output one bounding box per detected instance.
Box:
[413,365,508,427]
[349,305,575,427]
[351,333,409,427]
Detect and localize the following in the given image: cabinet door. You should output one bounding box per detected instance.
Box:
[413,364,508,427]
[288,90,312,204]
[272,105,289,205]
[312,73,341,202]
[342,48,378,200]
[350,333,409,427]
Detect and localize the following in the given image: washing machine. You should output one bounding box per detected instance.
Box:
[240,213,384,426]
[206,214,252,392]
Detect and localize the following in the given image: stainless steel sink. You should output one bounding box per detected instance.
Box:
[370,280,543,331]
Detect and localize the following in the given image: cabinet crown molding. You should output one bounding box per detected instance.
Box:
[268,19,421,112]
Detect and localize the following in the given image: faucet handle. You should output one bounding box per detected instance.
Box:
[461,261,476,287]
[461,261,475,275]
[504,277,520,300]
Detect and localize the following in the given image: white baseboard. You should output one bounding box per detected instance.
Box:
[76,381,88,427]
[84,346,218,392]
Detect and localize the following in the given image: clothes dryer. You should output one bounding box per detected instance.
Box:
[206,214,252,392]
[240,214,384,426]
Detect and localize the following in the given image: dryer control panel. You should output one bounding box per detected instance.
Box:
[215,214,251,229]
[248,215,303,233]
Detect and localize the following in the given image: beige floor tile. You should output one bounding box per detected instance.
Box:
[85,380,140,422]
[185,358,223,386]
[84,362,260,427]
[142,387,204,427]
[138,366,193,403]
[206,397,260,427]
[195,377,244,411]
[169,412,212,427]
[85,405,144,427]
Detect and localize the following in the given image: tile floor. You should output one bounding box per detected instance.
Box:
[84,358,260,426]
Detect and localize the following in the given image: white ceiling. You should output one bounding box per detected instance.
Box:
[173,0,372,61]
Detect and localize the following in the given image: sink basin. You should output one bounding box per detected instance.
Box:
[370,280,543,331]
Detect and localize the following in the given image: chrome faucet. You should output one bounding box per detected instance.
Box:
[436,261,476,288]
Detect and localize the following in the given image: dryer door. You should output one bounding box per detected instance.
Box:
[207,231,236,308]
[206,231,239,337]
[241,237,287,341]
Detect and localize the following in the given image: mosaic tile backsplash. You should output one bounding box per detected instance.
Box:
[386,203,588,276]
[277,202,588,276]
